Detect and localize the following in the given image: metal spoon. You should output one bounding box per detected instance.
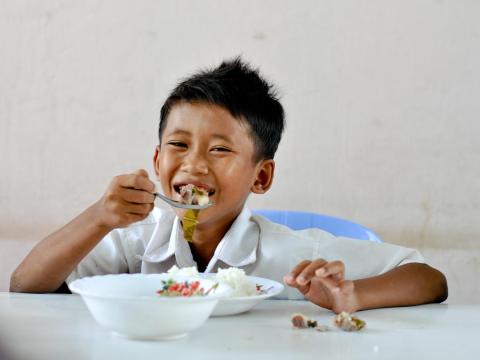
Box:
[154,192,213,210]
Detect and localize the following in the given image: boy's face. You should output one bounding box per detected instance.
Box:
[154,101,274,229]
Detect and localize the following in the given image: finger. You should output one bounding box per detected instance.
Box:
[315,260,345,281]
[120,188,155,204]
[296,258,328,286]
[118,173,155,193]
[122,212,150,226]
[124,202,154,216]
[283,275,311,295]
[284,260,311,285]
[132,169,149,177]
[107,198,153,216]
[104,205,151,228]
[310,276,342,294]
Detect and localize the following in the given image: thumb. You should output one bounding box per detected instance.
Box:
[132,169,149,178]
[131,169,156,193]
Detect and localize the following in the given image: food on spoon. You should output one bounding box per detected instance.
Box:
[178,184,210,242]
[179,184,210,205]
[333,312,366,331]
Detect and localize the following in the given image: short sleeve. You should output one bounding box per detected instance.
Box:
[65,229,129,285]
[315,235,426,280]
[65,207,171,285]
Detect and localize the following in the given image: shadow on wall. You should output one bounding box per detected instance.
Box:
[0,341,18,360]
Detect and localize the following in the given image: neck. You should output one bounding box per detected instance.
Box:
[188,223,229,272]
[188,242,215,272]
[187,211,241,272]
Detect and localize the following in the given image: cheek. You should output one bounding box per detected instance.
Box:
[158,150,175,170]
[156,154,174,186]
[217,161,256,188]
[218,161,245,177]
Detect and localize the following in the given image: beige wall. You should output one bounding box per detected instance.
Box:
[1,1,479,302]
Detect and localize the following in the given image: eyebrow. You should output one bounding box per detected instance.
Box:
[165,129,234,144]
[211,134,233,143]
[166,129,190,137]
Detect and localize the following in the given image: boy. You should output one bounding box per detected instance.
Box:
[10,58,447,313]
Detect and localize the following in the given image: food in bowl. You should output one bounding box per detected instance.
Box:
[168,265,200,277]
[167,266,264,297]
[157,279,218,297]
[167,265,284,316]
[68,273,230,340]
[215,267,259,296]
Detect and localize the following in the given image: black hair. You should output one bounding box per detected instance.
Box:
[159,57,285,161]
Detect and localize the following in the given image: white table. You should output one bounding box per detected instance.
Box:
[0,293,479,360]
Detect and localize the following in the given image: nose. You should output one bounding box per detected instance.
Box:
[181,149,209,175]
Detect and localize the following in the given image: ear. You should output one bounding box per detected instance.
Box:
[251,159,275,194]
[153,145,161,179]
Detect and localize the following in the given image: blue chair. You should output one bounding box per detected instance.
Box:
[252,209,382,243]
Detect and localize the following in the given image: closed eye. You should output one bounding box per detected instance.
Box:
[211,146,231,152]
[167,141,188,148]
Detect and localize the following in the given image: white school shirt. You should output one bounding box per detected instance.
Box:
[66,206,424,299]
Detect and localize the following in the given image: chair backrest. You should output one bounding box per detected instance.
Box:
[252,209,382,243]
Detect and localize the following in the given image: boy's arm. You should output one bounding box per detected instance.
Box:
[353,262,447,310]
[285,259,448,313]
[10,170,155,293]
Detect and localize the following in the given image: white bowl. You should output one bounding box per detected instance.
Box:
[69,273,231,340]
[210,275,284,316]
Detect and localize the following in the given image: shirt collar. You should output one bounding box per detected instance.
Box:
[205,206,258,271]
[141,206,259,272]
[140,210,176,263]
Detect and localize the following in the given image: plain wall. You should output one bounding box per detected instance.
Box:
[1,1,479,302]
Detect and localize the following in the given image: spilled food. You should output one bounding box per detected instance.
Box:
[291,313,329,332]
[333,311,366,331]
[291,312,366,332]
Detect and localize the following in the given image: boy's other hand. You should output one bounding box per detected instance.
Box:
[284,259,360,314]
[93,169,156,230]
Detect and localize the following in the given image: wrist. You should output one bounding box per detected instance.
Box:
[86,201,114,235]
[351,279,375,312]
[350,284,363,312]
